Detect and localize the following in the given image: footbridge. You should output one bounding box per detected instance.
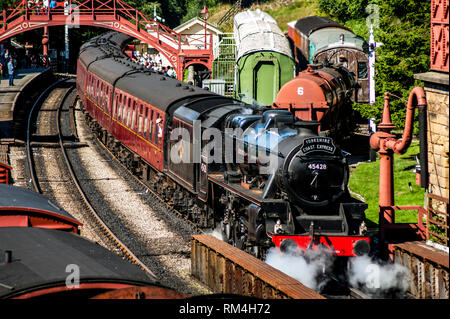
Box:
[0,0,214,78]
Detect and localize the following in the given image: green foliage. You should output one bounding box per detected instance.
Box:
[181,0,220,24]
[372,0,430,130]
[318,0,369,21]
[137,1,162,18]
[0,0,16,11]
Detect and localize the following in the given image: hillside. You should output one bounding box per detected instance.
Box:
[208,0,320,33]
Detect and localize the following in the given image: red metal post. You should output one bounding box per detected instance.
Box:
[370,93,397,242]
[201,5,209,50]
[42,26,49,57]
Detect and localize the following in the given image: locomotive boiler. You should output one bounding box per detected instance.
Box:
[76,31,370,260]
[272,63,356,137]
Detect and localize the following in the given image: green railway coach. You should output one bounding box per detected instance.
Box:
[233,10,295,106]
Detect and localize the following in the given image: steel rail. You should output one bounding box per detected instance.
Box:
[57,87,157,279]
[26,77,69,193]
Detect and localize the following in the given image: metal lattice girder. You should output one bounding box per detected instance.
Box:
[0,0,214,79]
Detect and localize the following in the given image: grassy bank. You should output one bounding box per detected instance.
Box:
[348,141,425,228]
[209,0,319,32]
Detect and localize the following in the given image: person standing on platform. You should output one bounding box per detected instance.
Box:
[43,0,48,14]
[7,58,15,86]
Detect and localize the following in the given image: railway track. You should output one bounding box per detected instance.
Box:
[25,78,157,279]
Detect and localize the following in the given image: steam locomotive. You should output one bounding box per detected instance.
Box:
[76,32,370,259]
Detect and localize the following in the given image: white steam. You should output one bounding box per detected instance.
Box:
[264,246,335,291]
[206,226,223,241]
[348,255,411,298]
[264,246,411,298]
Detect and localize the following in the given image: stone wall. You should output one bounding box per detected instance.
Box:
[415,72,449,200]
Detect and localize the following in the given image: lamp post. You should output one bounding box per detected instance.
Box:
[42,26,49,67]
[201,5,209,50]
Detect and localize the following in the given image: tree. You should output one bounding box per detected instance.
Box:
[370,0,430,130]
[181,0,219,24]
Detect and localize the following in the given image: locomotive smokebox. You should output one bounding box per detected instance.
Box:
[278,135,348,208]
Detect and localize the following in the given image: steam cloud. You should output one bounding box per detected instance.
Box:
[265,247,411,298]
[264,246,334,291]
[348,255,411,298]
[206,226,224,241]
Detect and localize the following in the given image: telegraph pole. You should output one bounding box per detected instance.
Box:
[368,23,383,105]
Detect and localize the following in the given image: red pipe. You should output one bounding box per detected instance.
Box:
[384,87,427,154]
[369,87,427,250]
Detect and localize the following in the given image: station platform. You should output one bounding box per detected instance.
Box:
[0,68,50,139]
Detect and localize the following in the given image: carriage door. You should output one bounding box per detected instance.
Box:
[253,54,280,106]
[199,154,208,200]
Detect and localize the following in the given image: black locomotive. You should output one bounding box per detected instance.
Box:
[76,32,370,259]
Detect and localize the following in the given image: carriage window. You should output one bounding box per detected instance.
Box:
[94,79,98,102]
[99,81,103,105]
[148,110,154,142]
[122,97,127,123]
[104,86,108,110]
[138,105,143,135]
[90,78,92,100]
[131,101,136,130]
[357,62,368,79]
[100,83,104,107]
[143,108,148,139]
[117,94,122,121]
[88,76,91,97]
[93,78,96,100]
[112,94,117,119]
[107,87,110,111]
[126,99,132,127]
[155,114,162,146]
